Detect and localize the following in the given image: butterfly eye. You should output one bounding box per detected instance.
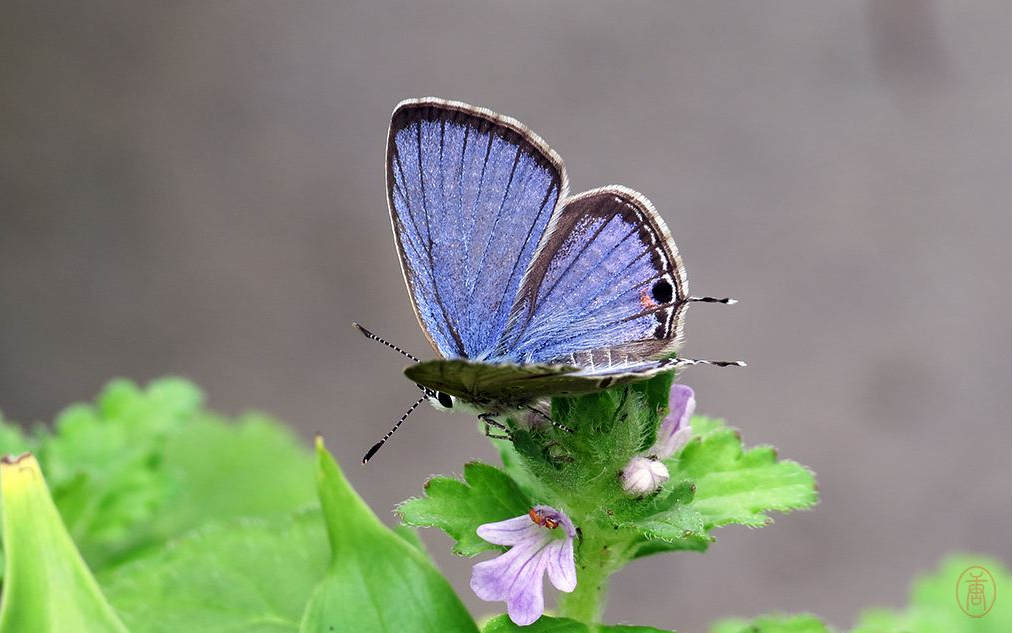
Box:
[437,391,454,409]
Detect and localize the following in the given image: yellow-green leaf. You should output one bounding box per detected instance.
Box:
[299,439,478,633]
[670,426,818,528]
[397,461,531,556]
[709,613,829,633]
[0,453,130,633]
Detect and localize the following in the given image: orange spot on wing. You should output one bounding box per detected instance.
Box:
[640,290,656,309]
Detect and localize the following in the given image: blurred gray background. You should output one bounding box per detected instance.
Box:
[1,1,1009,630]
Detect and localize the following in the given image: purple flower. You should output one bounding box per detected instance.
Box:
[620,384,695,497]
[470,505,577,626]
[650,384,695,460]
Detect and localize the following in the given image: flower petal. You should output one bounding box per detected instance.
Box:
[471,554,516,601]
[505,547,550,625]
[668,426,693,454]
[470,558,510,601]
[470,539,541,601]
[471,506,578,626]
[652,384,695,459]
[544,538,576,592]
[477,515,543,546]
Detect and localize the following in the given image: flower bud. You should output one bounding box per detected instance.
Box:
[620,456,670,496]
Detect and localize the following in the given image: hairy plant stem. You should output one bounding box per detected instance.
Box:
[556,524,627,625]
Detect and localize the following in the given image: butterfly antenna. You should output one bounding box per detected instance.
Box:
[670,357,747,368]
[352,322,420,363]
[362,395,427,464]
[687,296,737,305]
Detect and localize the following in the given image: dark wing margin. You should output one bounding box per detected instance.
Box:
[494,186,689,366]
[386,98,568,359]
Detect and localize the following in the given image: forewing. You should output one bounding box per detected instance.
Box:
[405,359,677,402]
[387,98,567,359]
[494,186,688,366]
[405,360,578,402]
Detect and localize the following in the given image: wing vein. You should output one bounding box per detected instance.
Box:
[464,132,496,292]
[490,184,556,338]
[468,144,523,297]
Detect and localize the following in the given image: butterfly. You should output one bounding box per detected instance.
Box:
[357,97,741,462]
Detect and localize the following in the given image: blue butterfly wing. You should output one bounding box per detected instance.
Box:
[387,98,567,359]
[495,186,688,368]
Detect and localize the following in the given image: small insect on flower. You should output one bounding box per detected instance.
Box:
[471,505,577,626]
[528,507,560,529]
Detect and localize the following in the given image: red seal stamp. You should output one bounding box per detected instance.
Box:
[955,565,996,618]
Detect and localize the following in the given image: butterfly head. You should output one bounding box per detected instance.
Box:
[425,389,457,412]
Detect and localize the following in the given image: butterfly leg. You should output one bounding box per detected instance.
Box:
[522,405,574,434]
[479,413,513,441]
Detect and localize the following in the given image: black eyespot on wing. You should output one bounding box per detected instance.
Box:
[437,391,454,408]
[652,280,674,304]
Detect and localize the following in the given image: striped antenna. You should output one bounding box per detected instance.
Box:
[669,357,746,368]
[687,296,737,305]
[362,395,427,464]
[353,322,420,363]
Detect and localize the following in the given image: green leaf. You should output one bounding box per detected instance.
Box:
[628,372,676,452]
[0,453,129,633]
[299,438,478,633]
[631,536,710,558]
[852,555,1011,633]
[151,410,316,542]
[686,415,725,438]
[39,378,201,567]
[628,419,818,559]
[504,380,666,521]
[482,615,677,633]
[393,524,430,556]
[609,470,695,519]
[621,481,712,557]
[709,613,829,633]
[483,614,588,632]
[601,626,678,632]
[0,414,32,456]
[397,461,531,556]
[0,378,317,575]
[102,510,329,633]
[669,424,817,528]
[0,413,34,578]
[630,505,706,543]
